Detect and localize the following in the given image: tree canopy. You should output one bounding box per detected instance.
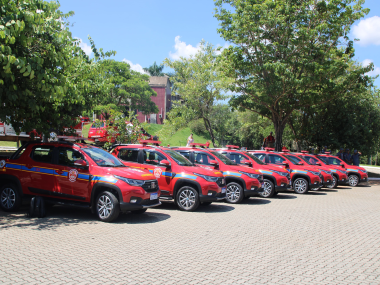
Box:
[215,0,373,151]
[0,0,114,134]
[96,60,158,120]
[162,42,231,146]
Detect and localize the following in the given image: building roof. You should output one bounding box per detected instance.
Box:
[149,76,172,88]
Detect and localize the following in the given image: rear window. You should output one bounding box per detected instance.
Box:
[90,122,105,128]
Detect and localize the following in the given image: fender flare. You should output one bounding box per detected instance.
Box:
[173,179,202,198]
[292,174,311,185]
[90,182,123,207]
[224,176,247,191]
[262,175,277,186]
[0,174,23,197]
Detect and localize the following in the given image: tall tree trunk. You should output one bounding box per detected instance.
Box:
[273,115,286,152]
[203,117,216,147]
[288,118,300,152]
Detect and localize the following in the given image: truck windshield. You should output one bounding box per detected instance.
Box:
[210,151,237,165]
[298,156,312,165]
[244,152,265,165]
[317,156,329,164]
[82,147,124,167]
[284,155,302,164]
[164,150,193,166]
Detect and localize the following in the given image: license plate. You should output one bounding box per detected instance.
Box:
[151,182,156,189]
[150,193,158,200]
[221,187,226,193]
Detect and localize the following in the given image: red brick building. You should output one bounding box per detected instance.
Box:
[136,76,172,124]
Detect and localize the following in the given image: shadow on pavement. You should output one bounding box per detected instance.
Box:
[240,198,271,205]
[157,201,235,213]
[318,189,338,192]
[0,205,170,230]
[274,194,297,199]
[307,192,327,195]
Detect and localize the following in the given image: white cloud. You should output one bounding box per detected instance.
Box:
[75,38,92,57]
[169,36,201,60]
[362,59,380,77]
[122,59,148,74]
[352,16,380,46]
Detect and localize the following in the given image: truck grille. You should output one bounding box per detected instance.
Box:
[142,180,159,193]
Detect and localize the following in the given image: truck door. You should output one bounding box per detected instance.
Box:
[53,147,90,201]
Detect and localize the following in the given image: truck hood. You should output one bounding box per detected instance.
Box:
[103,167,156,180]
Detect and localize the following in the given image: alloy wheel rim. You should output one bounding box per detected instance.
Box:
[226,184,240,202]
[349,175,358,186]
[262,181,272,197]
[179,188,196,209]
[294,179,307,193]
[97,195,113,219]
[1,188,16,209]
[327,176,336,189]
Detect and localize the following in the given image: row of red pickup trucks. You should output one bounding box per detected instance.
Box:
[0,139,368,222]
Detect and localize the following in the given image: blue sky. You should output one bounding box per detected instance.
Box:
[59,0,380,87]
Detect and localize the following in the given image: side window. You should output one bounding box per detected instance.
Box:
[31,146,54,164]
[57,147,85,167]
[268,154,285,164]
[305,156,317,165]
[119,149,139,162]
[329,157,342,165]
[194,152,213,165]
[143,150,167,165]
[178,151,191,160]
[254,153,266,162]
[12,145,27,159]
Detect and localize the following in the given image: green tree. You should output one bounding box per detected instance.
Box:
[143,61,165,76]
[288,88,380,154]
[162,42,231,146]
[215,0,373,151]
[96,60,158,120]
[0,0,114,136]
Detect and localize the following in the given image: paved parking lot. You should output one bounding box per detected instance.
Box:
[1,184,379,284]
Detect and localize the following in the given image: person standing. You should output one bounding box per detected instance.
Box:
[351,150,362,166]
[186,133,194,147]
[343,148,351,164]
[321,146,327,154]
[337,148,344,160]
[266,132,275,148]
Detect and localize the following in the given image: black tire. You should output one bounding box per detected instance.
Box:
[225,182,244,204]
[201,202,212,206]
[176,186,200,211]
[327,175,338,189]
[0,183,22,212]
[259,179,275,198]
[95,191,120,222]
[131,208,147,214]
[348,174,359,187]
[293,178,309,194]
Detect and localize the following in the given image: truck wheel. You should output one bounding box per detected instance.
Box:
[176,186,200,211]
[96,191,120,222]
[259,179,275,198]
[0,183,22,212]
[293,178,309,194]
[225,182,244,204]
[131,209,147,214]
[348,174,359,187]
[327,175,338,189]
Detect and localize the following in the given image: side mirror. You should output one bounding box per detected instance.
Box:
[159,159,171,167]
[316,162,321,166]
[241,159,252,166]
[282,162,289,168]
[340,163,345,168]
[297,162,304,165]
[74,159,88,168]
[209,160,219,167]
